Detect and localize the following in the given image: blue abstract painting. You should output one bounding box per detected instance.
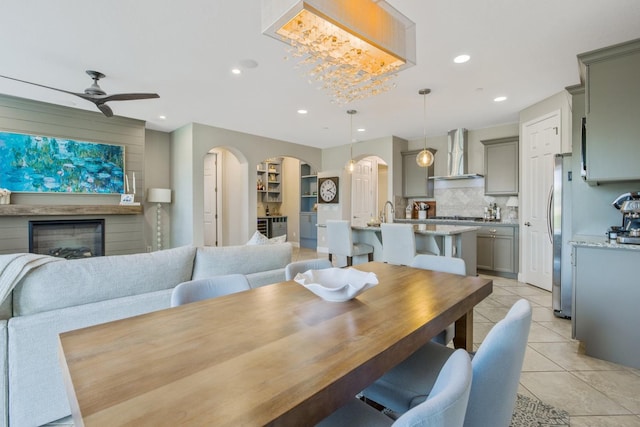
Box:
[0,132,125,194]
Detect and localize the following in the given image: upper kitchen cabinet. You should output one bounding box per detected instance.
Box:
[402,149,435,198]
[481,136,519,196]
[578,38,640,183]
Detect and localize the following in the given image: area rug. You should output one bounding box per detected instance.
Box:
[510,393,570,427]
[379,393,569,426]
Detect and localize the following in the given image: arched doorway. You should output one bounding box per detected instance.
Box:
[202,147,247,246]
[256,156,319,248]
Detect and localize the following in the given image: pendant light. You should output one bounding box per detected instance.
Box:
[346,109,357,173]
[416,88,434,167]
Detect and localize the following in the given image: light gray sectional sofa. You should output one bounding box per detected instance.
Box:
[0,242,292,427]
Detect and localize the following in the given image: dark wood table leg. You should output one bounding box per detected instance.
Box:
[453,309,474,352]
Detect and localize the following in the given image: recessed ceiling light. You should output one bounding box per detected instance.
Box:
[231,68,241,75]
[494,96,507,102]
[357,128,365,132]
[158,115,167,120]
[297,109,308,114]
[454,54,470,64]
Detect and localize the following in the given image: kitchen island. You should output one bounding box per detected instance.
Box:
[570,235,640,369]
[396,218,519,278]
[351,223,478,276]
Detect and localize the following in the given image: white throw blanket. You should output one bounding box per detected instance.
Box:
[0,253,62,305]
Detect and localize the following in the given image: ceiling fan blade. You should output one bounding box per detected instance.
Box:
[97,103,114,117]
[1,72,159,118]
[102,93,160,102]
[0,73,85,98]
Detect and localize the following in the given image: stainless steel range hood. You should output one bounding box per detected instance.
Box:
[430,128,483,180]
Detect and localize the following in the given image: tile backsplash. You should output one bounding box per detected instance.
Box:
[399,178,518,221]
[435,178,515,219]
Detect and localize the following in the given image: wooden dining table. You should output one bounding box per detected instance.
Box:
[58,261,492,426]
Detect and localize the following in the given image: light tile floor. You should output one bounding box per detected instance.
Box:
[46,247,640,426]
[293,248,640,427]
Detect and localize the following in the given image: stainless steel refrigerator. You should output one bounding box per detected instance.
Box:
[552,153,573,318]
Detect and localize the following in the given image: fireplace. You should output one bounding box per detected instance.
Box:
[29,219,105,259]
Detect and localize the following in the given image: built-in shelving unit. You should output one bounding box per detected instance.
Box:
[257,159,282,203]
[299,163,317,249]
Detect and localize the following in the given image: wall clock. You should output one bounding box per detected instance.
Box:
[318,177,339,204]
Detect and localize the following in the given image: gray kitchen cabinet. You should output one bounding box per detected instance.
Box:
[476,225,518,278]
[300,212,317,249]
[578,38,640,182]
[256,216,287,238]
[402,149,435,198]
[481,136,519,196]
[572,244,640,369]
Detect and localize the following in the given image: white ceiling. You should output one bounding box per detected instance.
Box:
[1,1,639,149]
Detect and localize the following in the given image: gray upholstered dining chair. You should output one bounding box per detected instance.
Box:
[381,223,434,265]
[285,258,333,280]
[362,299,532,427]
[170,274,251,307]
[326,220,374,267]
[411,254,466,275]
[316,349,472,427]
[411,254,467,344]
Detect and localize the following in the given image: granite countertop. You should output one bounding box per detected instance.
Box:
[394,218,519,227]
[351,224,479,236]
[570,234,640,251]
[257,215,287,219]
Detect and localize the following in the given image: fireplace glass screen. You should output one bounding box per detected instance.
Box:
[29,219,105,259]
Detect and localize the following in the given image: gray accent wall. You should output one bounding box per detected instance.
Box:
[0,94,147,255]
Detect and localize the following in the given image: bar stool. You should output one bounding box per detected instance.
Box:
[326,220,374,267]
[381,223,434,266]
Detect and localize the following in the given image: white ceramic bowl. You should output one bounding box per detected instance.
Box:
[294,268,378,302]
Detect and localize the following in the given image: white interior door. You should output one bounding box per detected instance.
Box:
[522,111,561,290]
[204,152,218,246]
[351,158,375,226]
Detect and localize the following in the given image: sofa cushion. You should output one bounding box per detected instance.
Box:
[192,243,292,280]
[8,288,172,427]
[12,246,196,316]
[246,231,287,245]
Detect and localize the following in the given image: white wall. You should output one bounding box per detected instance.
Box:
[169,124,196,247]
[281,157,301,245]
[170,122,321,247]
[144,129,171,250]
[220,150,245,245]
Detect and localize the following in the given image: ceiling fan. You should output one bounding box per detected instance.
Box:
[0,70,159,117]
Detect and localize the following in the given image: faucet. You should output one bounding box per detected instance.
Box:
[383,201,395,223]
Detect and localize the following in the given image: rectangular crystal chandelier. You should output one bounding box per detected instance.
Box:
[262,0,416,103]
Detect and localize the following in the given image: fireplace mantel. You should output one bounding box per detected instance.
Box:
[0,204,143,216]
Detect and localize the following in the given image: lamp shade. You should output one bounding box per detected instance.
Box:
[506,196,519,207]
[147,188,172,204]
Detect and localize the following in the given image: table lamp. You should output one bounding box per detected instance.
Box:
[147,188,172,250]
[506,196,519,220]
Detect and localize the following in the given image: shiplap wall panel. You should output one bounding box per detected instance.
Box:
[0,94,147,255]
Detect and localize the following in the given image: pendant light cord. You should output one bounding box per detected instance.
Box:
[423,91,427,151]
